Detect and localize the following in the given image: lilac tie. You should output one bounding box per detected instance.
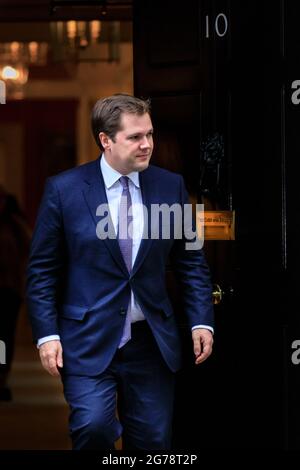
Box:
[118,176,133,348]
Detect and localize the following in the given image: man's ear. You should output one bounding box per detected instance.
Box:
[99,132,111,150]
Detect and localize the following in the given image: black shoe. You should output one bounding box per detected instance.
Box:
[0,387,12,401]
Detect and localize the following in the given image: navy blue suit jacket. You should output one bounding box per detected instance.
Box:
[27,158,214,375]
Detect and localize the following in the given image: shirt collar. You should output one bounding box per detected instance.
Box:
[100,154,140,189]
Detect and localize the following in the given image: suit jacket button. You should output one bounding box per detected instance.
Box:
[120,308,126,315]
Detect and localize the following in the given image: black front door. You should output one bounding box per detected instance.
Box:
[133,0,291,449]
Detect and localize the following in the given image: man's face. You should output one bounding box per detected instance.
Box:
[100,112,154,174]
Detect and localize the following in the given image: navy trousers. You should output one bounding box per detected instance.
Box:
[62,321,175,450]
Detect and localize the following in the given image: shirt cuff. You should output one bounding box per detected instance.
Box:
[37,335,61,348]
[191,325,214,334]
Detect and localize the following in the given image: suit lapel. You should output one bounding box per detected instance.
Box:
[82,157,128,275]
[131,167,157,276]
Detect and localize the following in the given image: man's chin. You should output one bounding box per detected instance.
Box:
[134,159,150,172]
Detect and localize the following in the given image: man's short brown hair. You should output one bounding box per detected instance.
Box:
[91,93,151,151]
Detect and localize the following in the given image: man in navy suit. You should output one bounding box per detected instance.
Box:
[27,94,214,450]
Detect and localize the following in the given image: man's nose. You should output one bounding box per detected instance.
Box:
[140,136,151,148]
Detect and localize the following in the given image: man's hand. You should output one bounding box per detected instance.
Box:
[192,328,213,365]
[39,340,63,377]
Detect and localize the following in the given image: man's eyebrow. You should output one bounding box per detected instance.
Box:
[127,129,154,137]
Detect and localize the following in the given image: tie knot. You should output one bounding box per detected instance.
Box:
[119,176,129,190]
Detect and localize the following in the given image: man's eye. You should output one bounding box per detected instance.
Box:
[130,135,139,140]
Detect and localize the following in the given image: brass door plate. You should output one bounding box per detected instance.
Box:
[197,210,235,241]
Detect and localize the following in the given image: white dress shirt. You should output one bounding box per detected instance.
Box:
[38,155,213,347]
